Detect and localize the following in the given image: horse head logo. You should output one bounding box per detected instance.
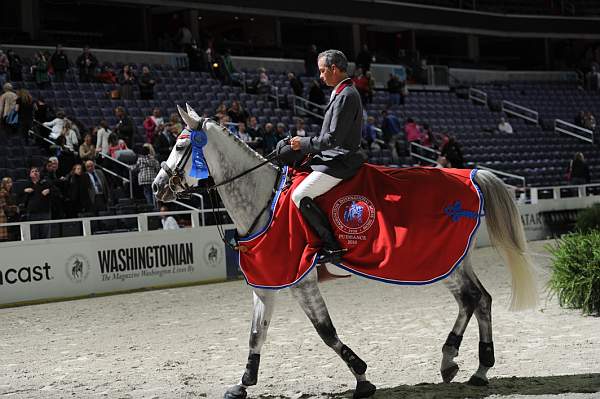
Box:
[66,254,90,283]
[343,201,364,225]
[71,258,83,280]
[208,246,218,264]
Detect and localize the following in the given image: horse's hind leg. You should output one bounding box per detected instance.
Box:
[290,269,376,399]
[441,254,494,385]
[224,289,276,399]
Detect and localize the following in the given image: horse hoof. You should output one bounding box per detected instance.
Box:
[467,375,489,386]
[353,380,376,398]
[224,385,247,399]
[441,364,459,383]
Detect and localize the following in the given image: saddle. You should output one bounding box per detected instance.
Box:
[237,164,482,289]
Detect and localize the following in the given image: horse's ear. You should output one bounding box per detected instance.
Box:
[186,103,201,120]
[177,104,198,130]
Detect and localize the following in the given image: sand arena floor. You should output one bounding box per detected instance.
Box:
[0,239,599,399]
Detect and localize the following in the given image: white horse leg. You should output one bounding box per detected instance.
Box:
[290,269,376,399]
[224,289,276,399]
[441,254,494,385]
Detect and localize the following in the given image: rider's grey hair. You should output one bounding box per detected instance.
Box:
[318,49,348,72]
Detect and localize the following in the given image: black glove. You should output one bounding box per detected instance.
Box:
[274,138,305,167]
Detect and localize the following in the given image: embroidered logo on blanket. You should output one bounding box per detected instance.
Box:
[332,195,376,243]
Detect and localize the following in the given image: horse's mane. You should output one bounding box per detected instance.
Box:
[205,119,279,172]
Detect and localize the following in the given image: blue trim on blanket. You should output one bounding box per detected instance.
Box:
[331,168,484,286]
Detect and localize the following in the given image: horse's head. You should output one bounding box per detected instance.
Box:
[152,104,202,202]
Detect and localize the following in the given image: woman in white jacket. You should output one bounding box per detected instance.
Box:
[61,120,79,151]
[42,110,65,139]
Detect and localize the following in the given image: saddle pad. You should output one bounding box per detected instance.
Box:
[237,165,483,289]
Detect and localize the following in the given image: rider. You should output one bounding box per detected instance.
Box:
[289,49,365,264]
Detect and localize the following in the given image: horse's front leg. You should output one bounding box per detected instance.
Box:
[224,289,276,399]
[290,269,376,399]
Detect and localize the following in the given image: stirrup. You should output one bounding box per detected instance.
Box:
[317,248,347,265]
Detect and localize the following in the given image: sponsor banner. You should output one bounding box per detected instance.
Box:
[0,227,227,306]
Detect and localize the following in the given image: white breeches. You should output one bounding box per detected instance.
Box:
[291,171,343,208]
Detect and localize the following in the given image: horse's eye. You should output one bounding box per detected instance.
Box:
[175,143,186,151]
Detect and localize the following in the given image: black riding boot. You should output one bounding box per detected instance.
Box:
[299,197,346,264]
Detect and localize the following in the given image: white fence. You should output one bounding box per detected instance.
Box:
[501,100,539,124]
[554,119,594,144]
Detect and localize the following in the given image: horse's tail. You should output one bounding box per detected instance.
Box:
[475,170,538,311]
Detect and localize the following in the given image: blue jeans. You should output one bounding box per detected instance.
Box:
[142,184,156,208]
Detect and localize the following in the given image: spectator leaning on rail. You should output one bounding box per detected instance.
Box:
[286,49,365,265]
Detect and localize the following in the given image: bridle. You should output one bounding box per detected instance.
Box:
[159,129,286,246]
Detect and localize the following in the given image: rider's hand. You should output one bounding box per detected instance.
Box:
[290,136,301,151]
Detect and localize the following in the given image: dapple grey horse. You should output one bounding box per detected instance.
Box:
[152,105,538,399]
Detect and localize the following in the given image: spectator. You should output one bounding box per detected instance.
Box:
[33,97,50,123]
[356,44,374,72]
[227,100,249,124]
[567,152,590,185]
[214,101,227,119]
[106,133,119,158]
[304,44,319,77]
[362,116,378,149]
[61,120,79,151]
[160,205,179,230]
[291,118,307,137]
[50,44,69,82]
[31,51,50,88]
[187,41,208,72]
[118,64,136,100]
[404,118,421,143]
[138,66,156,100]
[21,167,52,239]
[43,110,66,140]
[352,68,369,105]
[308,80,326,110]
[236,122,252,143]
[96,65,117,84]
[387,74,402,106]
[0,190,9,241]
[0,82,18,133]
[132,144,160,207]
[275,122,288,140]
[109,139,129,159]
[288,72,304,97]
[143,107,164,144]
[79,133,96,161]
[583,111,596,131]
[1,177,20,240]
[114,106,135,147]
[256,67,271,96]
[220,114,237,133]
[153,122,176,162]
[262,122,277,154]
[0,50,8,87]
[365,70,376,104]
[15,89,34,142]
[221,49,237,85]
[66,163,87,217]
[6,50,23,82]
[176,25,193,52]
[83,160,110,213]
[381,110,402,148]
[498,117,513,134]
[167,112,182,135]
[75,45,98,83]
[246,116,264,140]
[95,119,112,156]
[419,123,437,149]
[440,134,465,168]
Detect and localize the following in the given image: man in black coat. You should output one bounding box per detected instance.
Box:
[288,49,365,264]
[50,44,70,82]
[76,46,98,83]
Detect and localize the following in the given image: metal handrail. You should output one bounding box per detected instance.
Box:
[554,118,594,144]
[468,87,488,105]
[501,100,539,124]
[476,165,526,187]
[291,95,326,120]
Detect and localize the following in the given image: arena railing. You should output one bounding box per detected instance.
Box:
[468,87,488,105]
[409,142,527,187]
[554,119,594,144]
[0,207,226,243]
[501,100,539,124]
[529,182,600,204]
[291,95,326,120]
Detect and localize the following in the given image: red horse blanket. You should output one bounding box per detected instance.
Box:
[238,165,483,289]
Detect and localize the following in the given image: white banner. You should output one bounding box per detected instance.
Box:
[0,227,227,306]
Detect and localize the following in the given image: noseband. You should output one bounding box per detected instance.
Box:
[161,137,196,199]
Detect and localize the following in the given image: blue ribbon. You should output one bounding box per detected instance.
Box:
[189,129,210,180]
